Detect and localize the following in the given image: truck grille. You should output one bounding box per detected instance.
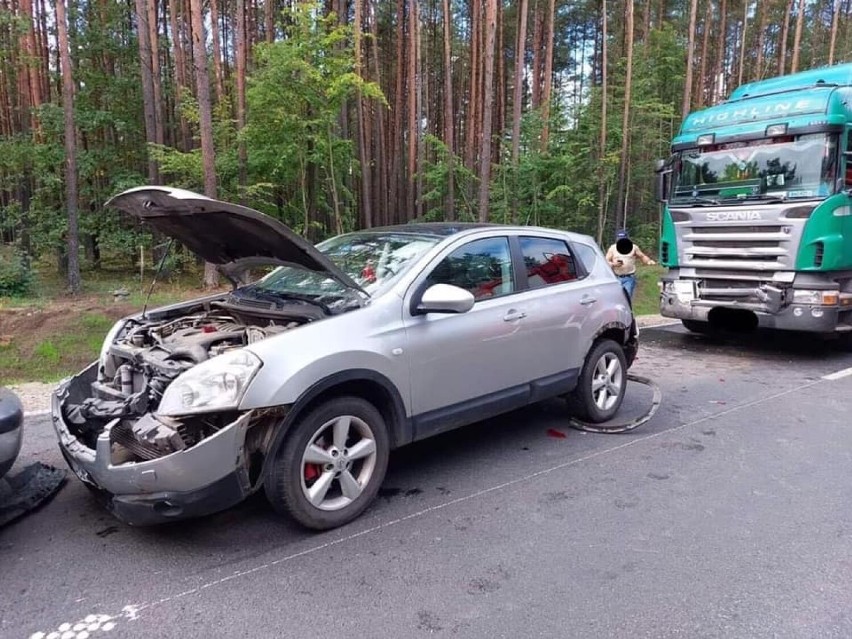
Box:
[681,223,791,269]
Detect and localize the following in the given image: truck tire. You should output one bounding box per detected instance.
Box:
[566,339,627,423]
[682,319,712,334]
[264,396,389,530]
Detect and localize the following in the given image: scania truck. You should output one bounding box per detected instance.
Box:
[656,64,852,335]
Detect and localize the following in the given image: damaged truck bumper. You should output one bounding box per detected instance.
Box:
[52,362,257,526]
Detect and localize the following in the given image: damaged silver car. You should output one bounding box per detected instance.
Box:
[53,186,638,530]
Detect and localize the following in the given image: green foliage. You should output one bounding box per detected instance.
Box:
[0,246,33,296]
[243,2,384,236]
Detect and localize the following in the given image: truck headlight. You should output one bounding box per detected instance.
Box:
[792,290,839,305]
[158,349,262,416]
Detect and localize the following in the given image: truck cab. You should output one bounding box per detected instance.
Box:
[656,64,852,334]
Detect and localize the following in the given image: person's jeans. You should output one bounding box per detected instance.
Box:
[619,273,636,299]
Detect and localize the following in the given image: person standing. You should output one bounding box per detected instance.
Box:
[606,230,656,300]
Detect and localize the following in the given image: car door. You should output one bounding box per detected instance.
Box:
[509,235,598,386]
[402,235,536,438]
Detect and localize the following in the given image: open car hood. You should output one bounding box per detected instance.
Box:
[106,187,364,293]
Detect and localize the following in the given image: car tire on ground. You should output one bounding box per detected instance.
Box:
[265,396,390,530]
[681,319,712,334]
[566,339,627,423]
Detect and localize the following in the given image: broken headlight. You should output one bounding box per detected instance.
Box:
[158,349,262,416]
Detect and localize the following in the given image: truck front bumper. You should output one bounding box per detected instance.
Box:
[660,294,843,332]
[52,362,256,526]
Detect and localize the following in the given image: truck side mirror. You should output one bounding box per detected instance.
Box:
[654,159,671,203]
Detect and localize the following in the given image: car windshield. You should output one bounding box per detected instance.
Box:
[671,133,839,204]
[246,231,441,302]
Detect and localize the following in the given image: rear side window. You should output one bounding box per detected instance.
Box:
[573,243,598,272]
[519,236,580,289]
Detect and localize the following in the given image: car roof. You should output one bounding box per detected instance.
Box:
[356,222,501,237]
[346,222,594,244]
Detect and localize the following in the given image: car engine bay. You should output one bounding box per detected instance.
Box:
[59,298,318,465]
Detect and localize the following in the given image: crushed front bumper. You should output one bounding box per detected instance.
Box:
[52,362,256,526]
[660,293,842,332]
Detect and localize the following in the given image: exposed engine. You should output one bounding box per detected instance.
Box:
[61,304,304,463]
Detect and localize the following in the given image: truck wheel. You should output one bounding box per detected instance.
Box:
[264,396,389,530]
[682,319,712,334]
[567,339,627,423]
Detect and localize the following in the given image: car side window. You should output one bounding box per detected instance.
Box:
[519,236,580,289]
[425,237,514,301]
[573,242,598,273]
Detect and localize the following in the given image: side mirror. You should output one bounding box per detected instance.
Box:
[416,283,475,315]
[654,158,671,203]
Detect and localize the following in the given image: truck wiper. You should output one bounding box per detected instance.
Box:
[718,194,786,204]
[672,195,719,206]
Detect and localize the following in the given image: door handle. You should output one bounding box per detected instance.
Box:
[580,297,597,306]
[503,310,527,322]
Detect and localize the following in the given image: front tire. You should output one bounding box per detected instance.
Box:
[264,396,390,530]
[567,339,627,423]
[681,319,712,334]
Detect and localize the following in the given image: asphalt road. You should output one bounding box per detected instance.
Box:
[3,323,852,638]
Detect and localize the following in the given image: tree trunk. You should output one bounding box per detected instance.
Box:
[236,0,247,199]
[531,2,543,109]
[442,0,455,219]
[135,0,159,182]
[696,0,711,108]
[711,0,727,102]
[755,0,767,80]
[389,0,404,221]
[407,0,418,220]
[168,0,190,151]
[55,0,80,293]
[540,0,555,149]
[354,0,373,227]
[190,0,219,288]
[368,1,388,226]
[790,0,805,72]
[737,0,748,85]
[614,0,633,232]
[828,0,841,65]
[147,0,164,163]
[596,0,608,245]
[778,0,792,74]
[210,0,225,101]
[265,0,274,43]
[681,0,698,119]
[477,0,497,222]
[510,0,528,222]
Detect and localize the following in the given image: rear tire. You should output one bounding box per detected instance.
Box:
[264,396,389,530]
[567,339,627,423]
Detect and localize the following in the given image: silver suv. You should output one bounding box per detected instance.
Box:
[52,187,637,530]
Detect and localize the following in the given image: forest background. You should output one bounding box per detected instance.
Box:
[0,0,850,295]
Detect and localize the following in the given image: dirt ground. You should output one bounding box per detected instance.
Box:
[0,296,136,387]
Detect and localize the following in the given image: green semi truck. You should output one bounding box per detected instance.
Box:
[656,63,852,335]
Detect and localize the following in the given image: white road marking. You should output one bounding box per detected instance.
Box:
[24,409,50,418]
[28,375,825,637]
[822,366,852,381]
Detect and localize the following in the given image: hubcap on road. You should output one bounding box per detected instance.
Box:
[301,415,377,511]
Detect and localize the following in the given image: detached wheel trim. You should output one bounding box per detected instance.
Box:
[300,415,378,512]
[591,353,623,411]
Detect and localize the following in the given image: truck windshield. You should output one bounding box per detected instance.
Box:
[671,133,839,204]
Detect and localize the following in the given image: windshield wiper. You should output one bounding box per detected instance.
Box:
[671,195,719,206]
[239,285,333,315]
[718,194,787,204]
